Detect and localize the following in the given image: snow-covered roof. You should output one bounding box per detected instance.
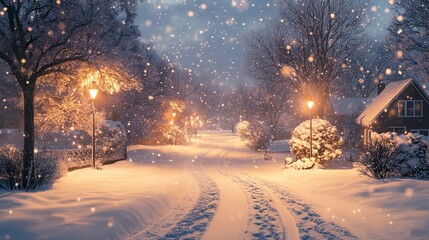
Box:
[331,97,371,116]
[356,79,416,126]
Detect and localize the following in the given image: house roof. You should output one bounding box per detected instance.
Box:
[331,97,372,116]
[356,79,421,127]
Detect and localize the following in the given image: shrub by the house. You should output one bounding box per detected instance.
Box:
[358,137,398,179]
[359,132,429,179]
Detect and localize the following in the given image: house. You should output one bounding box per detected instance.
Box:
[356,79,429,145]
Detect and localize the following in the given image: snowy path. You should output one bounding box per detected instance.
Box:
[160,162,219,239]
[220,172,285,239]
[128,133,357,240]
[130,149,220,240]
[202,149,248,239]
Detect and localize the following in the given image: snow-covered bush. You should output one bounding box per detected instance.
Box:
[289,119,343,166]
[165,124,186,145]
[236,121,250,140]
[238,121,272,151]
[359,132,429,179]
[148,101,188,145]
[285,156,315,170]
[96,120,127,159]
[0,145,59,191]
[393,133,429,178]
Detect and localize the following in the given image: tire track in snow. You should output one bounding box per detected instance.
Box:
[220,172,285,240]
[253,177,358,240]
[159,162,219,239]
[130,149,220,240]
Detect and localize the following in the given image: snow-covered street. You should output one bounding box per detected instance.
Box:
[2,131,429,239]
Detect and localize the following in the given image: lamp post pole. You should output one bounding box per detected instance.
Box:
[172,112,176,145]
[89,83,98,169]
[307,101,314,159]
[92,99,96,169]
[310,107,313,159]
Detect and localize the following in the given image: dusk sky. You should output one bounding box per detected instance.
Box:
[136,0,393,86]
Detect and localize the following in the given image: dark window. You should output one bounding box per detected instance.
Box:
[407,101,414,116]
[389,126,406,135]
[398,101,405,117]
[420,130,429,136]
[411,129,429,136]
[398,100,423,117]
[415,101,423,116]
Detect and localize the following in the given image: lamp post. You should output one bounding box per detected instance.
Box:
[89,83,98,169]
[189,116,193,143]
[172,112,176,145]
[307,101,314,159]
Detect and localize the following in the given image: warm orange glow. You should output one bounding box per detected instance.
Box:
[307,101,314,109]
[89,88,98,100]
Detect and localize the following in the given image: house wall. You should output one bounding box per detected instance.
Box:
[371,82,429,134]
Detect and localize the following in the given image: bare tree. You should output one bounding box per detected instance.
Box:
[170,68,201,102]
[246,0,365,117]
[245,29,296,139]
[387,0,429,81]
[231,78,293,139]
[342,41,393,98]
[0,0,142,189]
[114,42,172,143]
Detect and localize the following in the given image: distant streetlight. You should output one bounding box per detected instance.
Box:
[89,82,98,169]
[307,101,314,159]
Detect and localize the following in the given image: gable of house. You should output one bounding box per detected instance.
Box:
[356,79,414,127]
[356,79,429,140]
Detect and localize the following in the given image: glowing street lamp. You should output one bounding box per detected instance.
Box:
[307,101,314,159]
[89,82,98,169]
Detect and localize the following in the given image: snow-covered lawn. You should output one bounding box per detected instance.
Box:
[1,131,428,239]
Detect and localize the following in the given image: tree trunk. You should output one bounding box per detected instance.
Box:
[270,124,278,140]
[22,89,35,190]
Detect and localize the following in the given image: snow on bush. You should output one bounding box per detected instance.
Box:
[237,121,272,151]
[96,120,127,159]
[359,132,429,179]
[156,123,186,145]
[285,156,315,170]
[0,145,59,191]
[236,121,250,140]
[289,119,343,167]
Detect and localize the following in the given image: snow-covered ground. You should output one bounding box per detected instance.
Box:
[1,131,428,239]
